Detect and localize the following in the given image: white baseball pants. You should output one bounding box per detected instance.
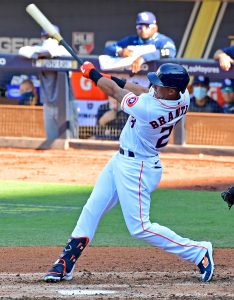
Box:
[72,152,208,265]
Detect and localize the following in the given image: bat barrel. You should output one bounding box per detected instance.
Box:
[26,4,60,40]
[26,3,83,66]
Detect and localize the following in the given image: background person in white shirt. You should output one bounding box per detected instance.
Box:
[19,25,77,142]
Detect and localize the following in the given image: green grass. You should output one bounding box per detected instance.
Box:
[0,181,233,247]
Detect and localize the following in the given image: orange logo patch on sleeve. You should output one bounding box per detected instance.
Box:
[126,96,139,107]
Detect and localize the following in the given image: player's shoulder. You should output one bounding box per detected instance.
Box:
[125,91,150,104]
[154,33,176,50]
[180,89,190,105]
[184,88,190,98]
[123,92,153,111]
[156,32,175,43]
[139,92,154,102]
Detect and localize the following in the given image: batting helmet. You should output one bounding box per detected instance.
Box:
[147,63,190,94]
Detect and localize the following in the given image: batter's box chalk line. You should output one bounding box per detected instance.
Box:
[57,289,116,296]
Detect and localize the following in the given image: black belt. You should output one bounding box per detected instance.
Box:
[119,147,135,157]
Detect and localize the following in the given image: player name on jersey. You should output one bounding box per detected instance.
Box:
[149,105,189,129]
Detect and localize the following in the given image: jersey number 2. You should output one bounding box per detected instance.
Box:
[156,125,174,148]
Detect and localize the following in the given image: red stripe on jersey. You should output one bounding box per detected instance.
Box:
[138,161,208,251]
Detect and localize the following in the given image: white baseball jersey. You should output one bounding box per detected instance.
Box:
[120,89,190,156]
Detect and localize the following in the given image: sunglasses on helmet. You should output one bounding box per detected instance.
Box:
[136,24,155,30]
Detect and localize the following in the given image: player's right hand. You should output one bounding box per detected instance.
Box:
[80,61,95,78]
[131,56,145,73]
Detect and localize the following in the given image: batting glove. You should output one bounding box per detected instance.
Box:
[80,61,95,78]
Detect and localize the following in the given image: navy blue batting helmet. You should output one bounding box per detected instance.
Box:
[147,63,190,94]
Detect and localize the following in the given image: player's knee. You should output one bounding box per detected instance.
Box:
[130,230,144,239]
[128,222,151,239]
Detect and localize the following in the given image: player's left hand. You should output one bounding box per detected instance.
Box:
[80,61,95,78]
[131,56,145,73]
[219,55,233,71]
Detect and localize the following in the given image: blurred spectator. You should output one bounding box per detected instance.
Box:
[19,79,38,106]
[97,97,119,126]
[104,11,176,73]
[214,45,234,71]
[19,25,77,142]
[96,97,128,140]
[189,75,223,113]
[0,85,6,97]
[221,78,234,114]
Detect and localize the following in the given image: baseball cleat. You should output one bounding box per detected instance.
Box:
[44,259,75,282]
[44,237,88,283]
[197,242,214,282]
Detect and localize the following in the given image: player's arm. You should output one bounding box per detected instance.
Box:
[99,78,147,98]
[81,62,149,122]
[102,75,148,97]
[104,36,134,57]
[124,81,148,95]
[97,77,129,104]
[102,73,147,95]
[81,61,148,97]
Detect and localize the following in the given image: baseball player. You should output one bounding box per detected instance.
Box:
[104,11,176,73]
[44,62,214,283]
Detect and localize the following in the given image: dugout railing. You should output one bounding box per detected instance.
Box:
[0,54,233,149]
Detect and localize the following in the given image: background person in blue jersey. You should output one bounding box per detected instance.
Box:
[104,11,176,73]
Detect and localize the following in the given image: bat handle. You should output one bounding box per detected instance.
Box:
[59,39,84,66]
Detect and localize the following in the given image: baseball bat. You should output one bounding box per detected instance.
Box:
[26,3,84,66]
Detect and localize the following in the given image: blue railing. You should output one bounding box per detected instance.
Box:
[0,54,233,79]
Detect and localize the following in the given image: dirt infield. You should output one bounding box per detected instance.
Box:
[0,147,234,299]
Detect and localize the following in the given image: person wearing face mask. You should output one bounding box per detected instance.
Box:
[103,11,176,73]
[189,76,223,113]
[221,78,234,114]
[19,79,38,106]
